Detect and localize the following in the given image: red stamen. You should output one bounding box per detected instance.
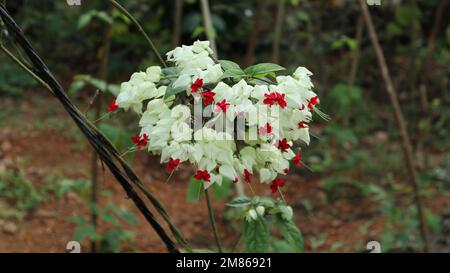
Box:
[167,157,180,172]
[275,138,291,153]
[106,100,119,113]
[270,179,285,193]
[293,153,302,166]
[131,134,149,149]
[215,99,230,113]
[298,121,309,128]
[200,91,216,105]
[191,78,204,93]
[307,96,319,110]
[194,170,211,182]
[243,169,252,183]
[263,92,287,108]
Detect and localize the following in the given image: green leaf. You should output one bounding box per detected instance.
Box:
[77,13,93,29]
[189,248,216,253]
[106,203,138,226]
[244,63,285,77]
[107,85,120,96]
[164,83,186,98]
[192,26,205,38]
[274,216,304,252]
[446,25,450,45]
[227,196,252,207]
[187,178,203,202]
[218,60,241,71]
[98,123,130,150]
[66,215,85,225]
[74,224,99,241]
[220,68,246,81]
[100,211,120,226]
[386,22,402,37]
[69,80,86,95]
[161,67,180,78]
[247,78,273,86]
[212,178,233,200]
[56,179,90,198]
[252,196,275,208]
[395,5,420,27]
[72,74,109,92]
[95,11,113,25]
[243,217,270,253]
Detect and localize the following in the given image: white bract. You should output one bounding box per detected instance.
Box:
[113,41,324,194]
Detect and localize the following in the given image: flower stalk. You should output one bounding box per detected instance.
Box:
[204,188,223,253]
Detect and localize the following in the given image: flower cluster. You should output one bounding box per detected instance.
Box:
[110,41,324,195]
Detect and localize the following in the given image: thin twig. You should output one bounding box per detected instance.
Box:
[245,0,266,67]
[272,0,286,63]
[348,15,364,89]
[0,44,50,90]
[204,188,223,253]
[90,3,114,253]
[199,0,218,59]
[172,0,183,47]
[109,0,167,67]
[418,0,447,169]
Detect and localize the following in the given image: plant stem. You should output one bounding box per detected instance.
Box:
[199,0,218,59]
[245,0,266,67]
[0,44,50,90]
[348,15,364,89]
[359,0,430,252]
[418,0,447,169]
[90,3,114,253]
[171,0,183,47]
[230,232,242,253]
[272,0,286,63]
[109,0,167,67]
[204,188,223,253]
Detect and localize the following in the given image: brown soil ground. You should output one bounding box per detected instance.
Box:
[0,93,449,253]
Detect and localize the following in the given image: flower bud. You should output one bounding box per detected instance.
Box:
[256,206,265,216]
[246,209,258,222]
[280,205,293,221]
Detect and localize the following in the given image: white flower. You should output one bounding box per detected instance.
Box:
[246,209,258,222]
[293,66,314,89]
[259,168,277,183]
[192,40,214,55]
[116,73,161,113]
[256,206,265,216]
[279,205,294,220]
[204,64,223,84]
[111,41,324,216]
[145,66,162,83]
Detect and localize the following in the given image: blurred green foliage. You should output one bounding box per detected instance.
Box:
[0,0,448,252]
